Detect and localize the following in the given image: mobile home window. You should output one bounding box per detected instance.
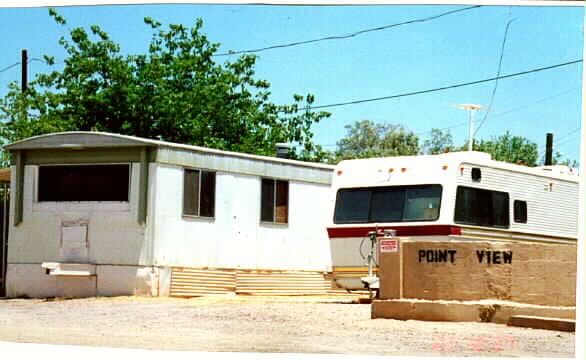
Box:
[38,164,130,202]
[514,200,527,223]
[334,185,442,224]
[261,179,289,224]
[454,186,509,228]
[183,169,215,218]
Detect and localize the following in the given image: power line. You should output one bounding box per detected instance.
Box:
[476,86,581,156]
[305,59,583,112]
[554,135,581,153]
[418,88,578,138]
[553,127,581,144]
[216,5,482,57]
[488,87,578,121]
[0,62,20,74]
[552,127,582,148]
[0,57,53,75]
[474,17,515,136]
[537,127,581,158]
[3,56,582,119]
[320,87,581,149]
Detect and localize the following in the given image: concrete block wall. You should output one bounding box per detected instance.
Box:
[378,238,577,307]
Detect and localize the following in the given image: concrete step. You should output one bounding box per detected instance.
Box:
[372,299,576,325]
[508,315,575,332]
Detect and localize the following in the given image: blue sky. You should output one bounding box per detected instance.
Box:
[0,3,583,162]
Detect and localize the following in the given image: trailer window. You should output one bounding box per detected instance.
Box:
[514,200,527,223]
[454,186,509,228]
[334,185,442,224]
[261,178,289,224]
[183,169,216,218]
[38,164,130,202]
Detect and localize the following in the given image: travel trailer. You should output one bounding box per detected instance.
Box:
[327,151,579,290]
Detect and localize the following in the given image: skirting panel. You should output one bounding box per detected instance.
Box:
[170,267,345,297]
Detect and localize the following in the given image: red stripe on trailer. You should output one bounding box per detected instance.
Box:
[326,225,461,238]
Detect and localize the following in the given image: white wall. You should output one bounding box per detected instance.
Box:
[8,163,151,266]
[6,264,97,298]
[6,263,158,298]
[96,265,158,296]
[151,164,332,271]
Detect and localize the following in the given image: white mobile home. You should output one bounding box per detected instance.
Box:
[327,151,579,290]
[2,132,335,298]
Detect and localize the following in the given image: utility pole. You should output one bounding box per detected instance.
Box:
[544,133,554,166]
[456,104,483,151]
[21,49,28,93]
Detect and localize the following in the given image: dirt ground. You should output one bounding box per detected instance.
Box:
[0,295,575,357]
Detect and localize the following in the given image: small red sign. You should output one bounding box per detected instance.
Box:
[380,238,399,253]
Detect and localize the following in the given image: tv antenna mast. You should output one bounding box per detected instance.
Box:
[454,103,484,151]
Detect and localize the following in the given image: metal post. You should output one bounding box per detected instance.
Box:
[468,109,475,152]
[456,104,483,152]
[367,231,376,279]
[361,230,380,300]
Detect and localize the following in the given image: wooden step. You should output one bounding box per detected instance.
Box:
[508,315,575,332]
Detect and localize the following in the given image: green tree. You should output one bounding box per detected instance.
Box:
[334,120,419,161]
[422,128,453,155]
[468,131,539,166]
[0,9,330,162]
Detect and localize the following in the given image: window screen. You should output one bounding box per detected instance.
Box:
[334,185,442,224]
[38,164,130,202]
[454,186,509,228]
[261,178,289,224]
[514,200,527,223]
[183,169,215,217]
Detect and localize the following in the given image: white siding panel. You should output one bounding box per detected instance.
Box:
[256,181,332,270]
[152,164,332,271]
[456,165,577,238]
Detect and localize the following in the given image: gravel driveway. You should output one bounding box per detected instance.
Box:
[0,296,575,357]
